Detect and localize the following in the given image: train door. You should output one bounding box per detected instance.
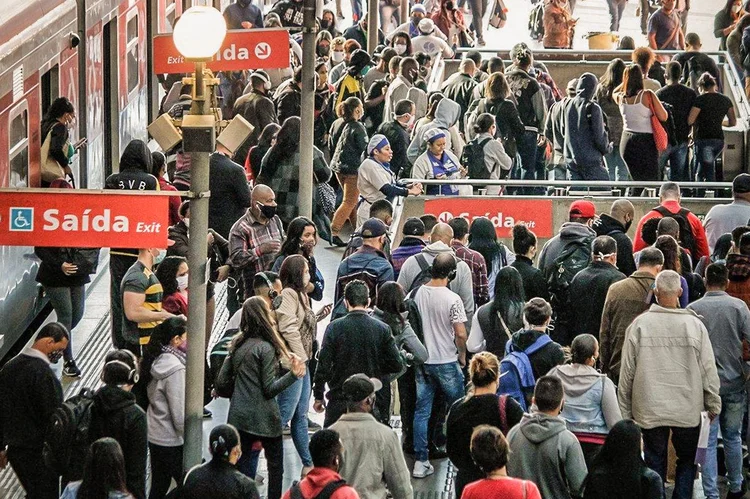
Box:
[103,18,119,176]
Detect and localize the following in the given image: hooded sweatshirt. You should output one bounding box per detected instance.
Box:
[396,240,476,321]
[506,412,588,499]
[547,364,622,435]
[592,214,636,276]
[538,222,596,280]
[407,98,463,164]
[563,73,612,169]
[147,351,186,447]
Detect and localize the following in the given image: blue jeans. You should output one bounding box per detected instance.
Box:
[607,0,626,31]
[702,390,746,498]
[351,0,363,21]
[45,285,85,361]
[660,142,690,183]
[277,365,313,467]
[517,131,541,195]
[642,425,700,499]
[414,363,465,461]
[604,149,630,182]
[694,139,724,183]
[568,161,610,182]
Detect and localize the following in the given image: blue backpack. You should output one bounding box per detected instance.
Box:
[498,335,553,411]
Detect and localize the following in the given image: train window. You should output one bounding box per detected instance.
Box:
[165,0,177,33]
[8,104,29,188]
[126,14,139,94]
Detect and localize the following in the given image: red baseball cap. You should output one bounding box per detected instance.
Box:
[569,200,596,219]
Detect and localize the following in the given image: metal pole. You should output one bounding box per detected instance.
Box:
[183,60,211,471]
[400,0,408,33]
[367,0,378,54]
[299,0,317,219]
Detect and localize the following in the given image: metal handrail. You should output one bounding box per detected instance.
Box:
[403,179,733,188]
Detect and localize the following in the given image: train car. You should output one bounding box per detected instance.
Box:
[0,0,165,360]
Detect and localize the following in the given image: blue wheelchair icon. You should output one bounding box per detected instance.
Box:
[9,207,34,232]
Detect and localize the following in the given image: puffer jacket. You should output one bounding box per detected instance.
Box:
[329,118,368,175]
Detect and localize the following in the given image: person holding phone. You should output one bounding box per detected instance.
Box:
[412,128,467,196]
[40,97,87,187]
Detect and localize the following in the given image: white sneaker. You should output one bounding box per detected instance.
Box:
[412,460,434,478]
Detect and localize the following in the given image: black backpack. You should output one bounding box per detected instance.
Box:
[43,388,97,480]
[332,257,382,320]
[461,137,493,180]
[290,479,348,499]
[528,2,545,41]
[547,239,592,316]
[404,286,426,345]
[652,206,698,259]
[408,254,434,293]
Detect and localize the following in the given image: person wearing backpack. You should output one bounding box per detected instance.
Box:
[506,376,587,499]
[655,62,697,185]
[463,113,512,194]
[282,429,360,499]
[632,181,710,261]
[446,352,524,498]
[0,323,68,499]
[673,33,721,90]
[563,73,613,182]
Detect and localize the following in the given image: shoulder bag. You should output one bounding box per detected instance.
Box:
[40,127,68,184]
[646,92,669,153]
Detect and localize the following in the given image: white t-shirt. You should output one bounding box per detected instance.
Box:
[414,285,467,364]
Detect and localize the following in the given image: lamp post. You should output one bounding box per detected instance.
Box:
[172,6,227,471]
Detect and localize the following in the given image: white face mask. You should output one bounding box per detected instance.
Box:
[394,43,407,55]
[154,249,167,265]
[176,274,189,291]
[733,4,742,13]
[331,51,345,63]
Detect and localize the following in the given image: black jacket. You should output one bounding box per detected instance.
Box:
[208,153,253,239]
[35,247,95,287]
[510,255,549,301]
[584,464,664,499]
[342,23,385,49]
[508,329,565,381]
[329,118,368,175]
[167,221,229,283]
[593,214,636,277]
[567,261,626,340]
[234,90,277,157]
[92,385,148,499]
[0,352,63,449]
[180,458,259,499]
[313,310,402,402]
[378,119,411,179]
[276,83,302,123]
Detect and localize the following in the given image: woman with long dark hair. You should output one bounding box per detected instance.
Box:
[468,266,525,357]
[40,96,86,187]
[258,116,332,228]
[654,235,690,307]
[216,297,304,499]
[141,317,188,499]
[583,419,664,499]
[329,97,368,245]
[390,32,413,56]
[61,438,134,499]
[155,256,189,317]
[715,0,744,51]
[446,353,525,498]
[247,123,280,182]
[272,217,325,302]
[596,58,629,181]
[615,65,667,192]
[468,217,515,297]
[510,224,548,301]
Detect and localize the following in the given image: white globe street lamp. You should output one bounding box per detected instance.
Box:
[172,6,227,61]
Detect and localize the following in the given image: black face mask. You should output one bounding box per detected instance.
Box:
[48,349,64,364]
[258,202,277,220]
[317,45,330,57]
[624,219,633,232]
[320,19,332,29]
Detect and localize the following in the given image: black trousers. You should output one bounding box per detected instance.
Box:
[8,446,59,499]
[109,254,137,350]
[148,443,183,499]
[237,431,284,499]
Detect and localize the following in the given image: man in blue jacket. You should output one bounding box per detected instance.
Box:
[563,72,613,181]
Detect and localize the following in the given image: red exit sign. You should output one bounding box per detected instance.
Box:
[153,29,291,74]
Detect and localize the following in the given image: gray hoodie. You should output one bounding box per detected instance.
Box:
[396,241,476,322]
[407,98,463,164]
[506,412,587,499]
[563,72,612,168]
[538,222,596,279]
[547,363,622,435]
[146,352,186,447]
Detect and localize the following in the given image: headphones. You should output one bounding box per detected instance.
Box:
[103,349,140,385]
[259,272,283,310]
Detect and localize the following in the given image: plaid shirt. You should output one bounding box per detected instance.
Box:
[229,209,285,288]
[452,241,489,307]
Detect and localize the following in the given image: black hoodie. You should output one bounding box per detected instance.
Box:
[593,213,636,277]
[92,385,148,499]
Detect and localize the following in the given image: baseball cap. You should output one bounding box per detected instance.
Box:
[569,200,596,219]
[342,374,383,402]
[733,173,750,194]
[403,217,425,237]
[361,218,388,238]
[418,18,435,34]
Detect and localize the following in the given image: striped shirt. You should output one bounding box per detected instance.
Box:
[121,261,163,346]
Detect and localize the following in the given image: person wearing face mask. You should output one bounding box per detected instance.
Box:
[378,99,416,179]
[229,184,285,303]
[389,33,412,56]
[40,96,86,187]
[272,217,326,303]
[329,39,360,86]
[316,30,334,62]
[0,323,68,499]
[431,0,471,47]
[223,0,264,29]
[593,199,636,277]
[234,70,278,157]
[140,317,188,499]
[122,245,177,357]
[357,135,422,228]
[334,50,372,111]
[387,3,447,41]
[106,140,160,352]
[320,9,342,37]
[156,256,190,318]
[384,57,427,124]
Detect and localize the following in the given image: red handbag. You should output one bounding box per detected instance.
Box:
[647,92,668,153]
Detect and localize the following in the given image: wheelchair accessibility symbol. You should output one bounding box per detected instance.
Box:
[9,207,33,232]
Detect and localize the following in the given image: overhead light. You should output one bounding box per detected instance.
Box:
[172,6,227,61]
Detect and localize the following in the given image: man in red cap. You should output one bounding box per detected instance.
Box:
[632,181,709,262]
[538,200,597,345]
